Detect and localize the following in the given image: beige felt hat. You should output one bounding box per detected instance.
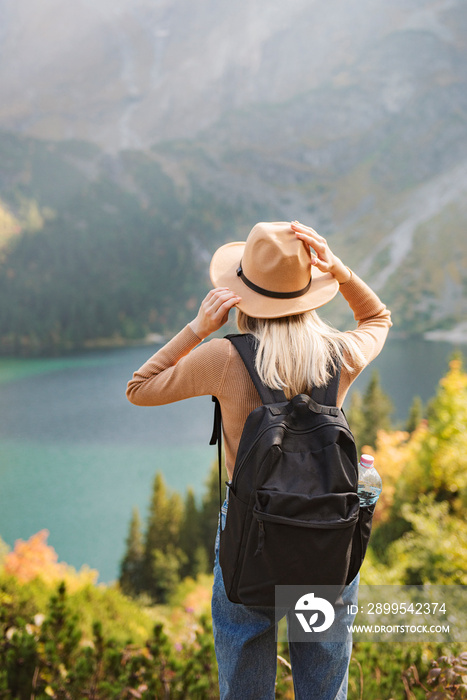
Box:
[209,221,339,319]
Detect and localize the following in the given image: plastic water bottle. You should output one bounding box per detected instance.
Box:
[357,454,382,506]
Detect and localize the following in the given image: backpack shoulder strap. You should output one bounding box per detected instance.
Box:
[226,333,342,407]
[209,396,224,511]
[210,341,343,507]
[225,333,287,405]
[310,361,342,407]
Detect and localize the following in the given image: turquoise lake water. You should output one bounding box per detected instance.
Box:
[0,338,462,582]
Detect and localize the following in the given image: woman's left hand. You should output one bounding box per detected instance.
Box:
[291,221,351,284]
[189,288,242,340]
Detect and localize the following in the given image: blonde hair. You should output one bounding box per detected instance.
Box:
[236,309,365,399]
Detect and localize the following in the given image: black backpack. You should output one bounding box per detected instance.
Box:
[210,333,375,607]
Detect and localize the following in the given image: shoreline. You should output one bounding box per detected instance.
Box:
[82,332,167,350]
[0,332,169,360]
[375,329,467,345]
[423,322,467,345]
[1,328,467,360]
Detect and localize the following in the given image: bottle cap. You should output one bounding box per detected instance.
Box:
[360,454,374,469]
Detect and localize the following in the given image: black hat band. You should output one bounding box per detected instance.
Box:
[236,263,312,299]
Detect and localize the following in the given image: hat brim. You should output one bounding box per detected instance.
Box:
[210,241,339,319]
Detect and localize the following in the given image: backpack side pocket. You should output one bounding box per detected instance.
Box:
[346,503,376,584]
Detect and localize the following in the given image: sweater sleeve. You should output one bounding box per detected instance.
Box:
[126,325,232,406]
[338,270,392,382]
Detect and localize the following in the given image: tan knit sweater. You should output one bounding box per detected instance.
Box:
[126,272,392,480]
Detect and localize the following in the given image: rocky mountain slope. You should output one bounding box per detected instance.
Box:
[0,0,439,150]
[0,0,466,349]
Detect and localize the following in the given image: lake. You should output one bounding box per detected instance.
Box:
[0,337,463,583]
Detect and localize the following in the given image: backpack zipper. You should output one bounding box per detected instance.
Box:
[254,520,265,556]
[232,421,354,490]
[252,506,359,529]
[233,423,286,490]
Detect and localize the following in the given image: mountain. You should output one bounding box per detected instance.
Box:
[0,0,466,352]
[0,133,253,353]
[0,0,435,150]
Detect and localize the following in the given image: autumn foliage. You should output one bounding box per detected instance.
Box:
[2,529,97,591]
[360,356,467,585]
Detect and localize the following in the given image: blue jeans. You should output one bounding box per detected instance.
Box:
[211,492,359,700]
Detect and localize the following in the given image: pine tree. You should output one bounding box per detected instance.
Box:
[346,389,366,454]
[361,370,393,448]
[142,472,185,602]
[179,488,206,579]
[149,545,186,603]
[423,355,467,507]
[405,395,424,433]
[119,506,144,597]
[41,582,82,669]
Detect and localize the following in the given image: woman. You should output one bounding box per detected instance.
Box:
[126,220,392,699]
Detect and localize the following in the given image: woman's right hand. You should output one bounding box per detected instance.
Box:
[291,221,351,284]
[189,288,242,340]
